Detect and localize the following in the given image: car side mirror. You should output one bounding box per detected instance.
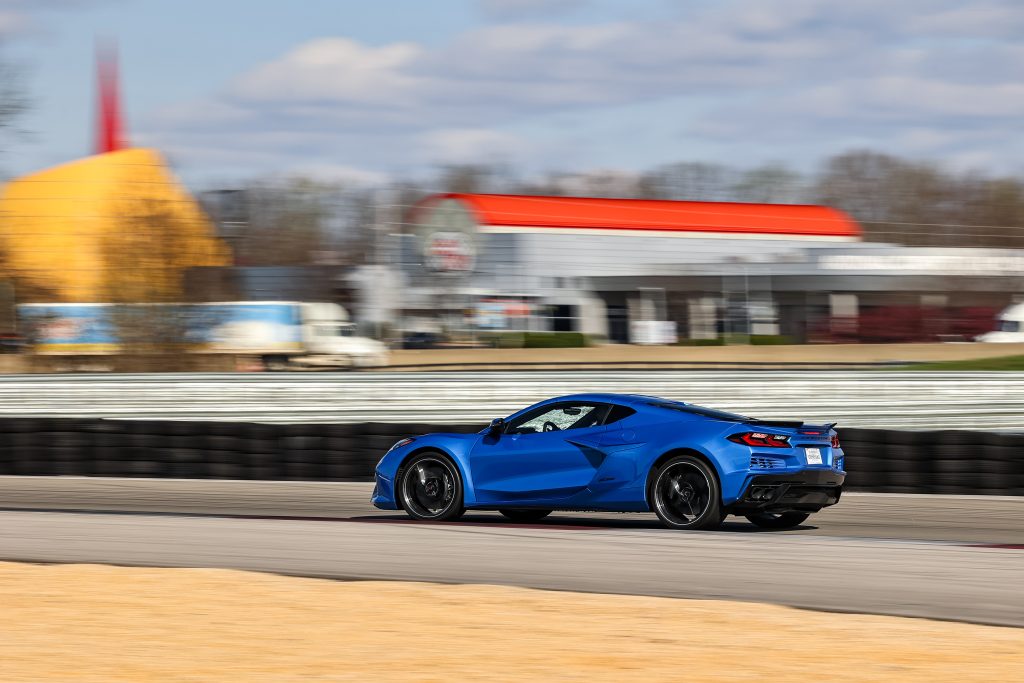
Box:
[488,417,506,435]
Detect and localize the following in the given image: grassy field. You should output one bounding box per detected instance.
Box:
[2,562,1022,682]
[907,355,1024,371]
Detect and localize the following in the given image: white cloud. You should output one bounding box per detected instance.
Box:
[417,128,528,164]
[231,38,426,106]
[141,0,1024,178]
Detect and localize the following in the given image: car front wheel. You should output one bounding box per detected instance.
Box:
[745,512,810,529]
[398,452,465,522]
[650,455,724,530]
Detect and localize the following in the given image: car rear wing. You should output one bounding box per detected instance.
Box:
[743,419,839,431]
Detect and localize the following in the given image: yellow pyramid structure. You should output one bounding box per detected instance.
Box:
[0,147,230,302]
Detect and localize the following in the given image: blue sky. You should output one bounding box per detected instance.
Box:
[2,0,1023,187]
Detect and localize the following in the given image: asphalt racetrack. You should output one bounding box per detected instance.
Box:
[1,477,1021,627]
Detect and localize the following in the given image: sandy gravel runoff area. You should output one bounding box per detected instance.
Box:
[387,342,1024,369]
[2,563,1021,682]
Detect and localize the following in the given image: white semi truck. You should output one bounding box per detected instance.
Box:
[977,303,1024,343]
[17,301,389,369]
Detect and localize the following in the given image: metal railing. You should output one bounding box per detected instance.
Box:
[0,371,1021,431]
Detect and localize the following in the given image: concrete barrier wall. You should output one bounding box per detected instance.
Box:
[0,419,1020,495]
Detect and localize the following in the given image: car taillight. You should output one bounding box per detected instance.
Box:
[831,434,840,448]
[728,432,791,448]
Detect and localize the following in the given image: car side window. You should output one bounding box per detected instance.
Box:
[507,402,607,434]
[603,405,636,426]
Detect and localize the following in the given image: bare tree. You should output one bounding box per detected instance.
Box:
[640,162,736,201]
[0,53,32,329]
[228,177,354,266]
[434,164,512,194]
[731,163,803,204]
[813,150,1024,248]
[100,198,221,355]
[0,57,28,162]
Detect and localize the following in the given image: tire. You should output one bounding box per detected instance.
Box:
[650,455,724,530]
[398,451,465,522]
[745,512,811,529]
[498,509,552,523]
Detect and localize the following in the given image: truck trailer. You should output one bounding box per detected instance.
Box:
[16,301,389,369]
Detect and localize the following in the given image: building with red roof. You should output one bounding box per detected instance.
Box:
[389,193,1016,344]
[419,193,861,240]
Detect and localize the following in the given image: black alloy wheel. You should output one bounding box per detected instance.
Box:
[745,511,810,529]
[651,455,724,530]
[398,452,465,522]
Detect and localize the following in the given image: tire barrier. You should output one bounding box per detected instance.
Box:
[0,419,478,482]
[0,419,1020,495]
[838,428,1024,495]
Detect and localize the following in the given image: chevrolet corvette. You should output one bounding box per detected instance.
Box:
[372,393,845,530]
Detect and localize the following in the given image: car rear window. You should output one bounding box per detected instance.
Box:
[604,405,636,425]
[645,400,750,422]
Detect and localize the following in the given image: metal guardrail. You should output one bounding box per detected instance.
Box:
[0,371,1021,430]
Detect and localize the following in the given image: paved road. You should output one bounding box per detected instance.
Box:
[1,477,1021,544]
[1,478,1021,626]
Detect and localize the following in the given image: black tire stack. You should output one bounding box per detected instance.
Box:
[835,428,887,491]
[979,432,1023,495]
[929,430,978,494]
[836,427,1021,495]
[882,429,929,493]
[0,418,1020,494]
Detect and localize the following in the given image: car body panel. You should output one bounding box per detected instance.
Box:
[372,393,845,515]
[469,424,609,503]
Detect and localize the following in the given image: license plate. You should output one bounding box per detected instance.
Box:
[805,447,822,465]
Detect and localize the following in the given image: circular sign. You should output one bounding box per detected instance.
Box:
[425,231,475,272]
[417,198,477,272]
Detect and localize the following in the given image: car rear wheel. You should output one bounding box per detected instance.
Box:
[650,455,724,530]
[498,509,552,523]
[398,452,465,522]
[745,512,810,529]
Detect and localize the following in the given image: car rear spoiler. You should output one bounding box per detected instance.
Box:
[743,419,839,429]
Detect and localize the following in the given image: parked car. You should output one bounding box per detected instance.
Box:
[401,331,441,349]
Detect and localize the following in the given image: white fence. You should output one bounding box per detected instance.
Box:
[0,371,1021,430]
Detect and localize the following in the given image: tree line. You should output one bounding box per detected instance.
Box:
[208,151,1024,269]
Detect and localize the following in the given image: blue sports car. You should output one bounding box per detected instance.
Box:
[372,393,845,530]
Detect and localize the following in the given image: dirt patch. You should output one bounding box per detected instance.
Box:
[387,342,1024,370]
[1,562,1021,682]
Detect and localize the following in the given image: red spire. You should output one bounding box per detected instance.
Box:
[95,41,127,154]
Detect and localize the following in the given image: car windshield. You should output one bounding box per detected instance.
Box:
[645,400,751,422]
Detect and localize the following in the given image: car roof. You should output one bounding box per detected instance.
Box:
[536,393,757,423]
[545,393,665,406]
